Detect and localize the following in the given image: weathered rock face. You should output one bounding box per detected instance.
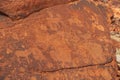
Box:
[110,0,120,36]
[92,0,120,34]
[0,0,77,19]
[110,0,120,18]
[0,0,117,80]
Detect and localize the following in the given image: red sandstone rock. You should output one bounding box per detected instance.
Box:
[0,0,117,80]
[0,0,77,19]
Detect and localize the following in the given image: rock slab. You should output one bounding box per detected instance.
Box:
[0,0,117,80]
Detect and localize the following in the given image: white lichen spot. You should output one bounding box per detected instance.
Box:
[110,32,120,42]
[116,48,120,63]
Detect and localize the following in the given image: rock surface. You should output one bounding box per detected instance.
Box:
[92,0,120,79]
[0,0,117,80]
[0,0,77,20]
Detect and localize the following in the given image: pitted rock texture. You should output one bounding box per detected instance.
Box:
[0,0,117,80]
[110,0,120,37]
[92,0,120,34]
[110,0,120,18]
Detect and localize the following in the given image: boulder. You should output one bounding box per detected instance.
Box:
[0,0,77,19]
[0,0,117,80]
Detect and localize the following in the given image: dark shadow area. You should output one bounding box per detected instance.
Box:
[0,11,9,17]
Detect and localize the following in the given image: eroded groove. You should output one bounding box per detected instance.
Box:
[40,59,113,73]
